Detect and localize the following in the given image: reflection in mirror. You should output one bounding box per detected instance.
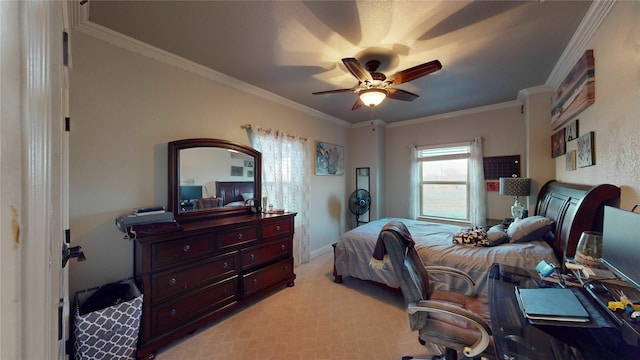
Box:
[178,148,254,213]
[168,139,261,222]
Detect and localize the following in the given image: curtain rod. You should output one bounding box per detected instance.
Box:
[241,124,309,142]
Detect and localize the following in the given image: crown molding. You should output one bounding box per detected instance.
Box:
[69,5,350,128]
[546,1,616,88]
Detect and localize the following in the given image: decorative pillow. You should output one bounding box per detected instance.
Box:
[507,216,555,243]
[453,226,490,247]
[487,224,509,246]
[241,192,254,201]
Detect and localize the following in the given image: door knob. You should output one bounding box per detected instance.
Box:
[62,244,86,268]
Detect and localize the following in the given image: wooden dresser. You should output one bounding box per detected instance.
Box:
[133,212,296,359]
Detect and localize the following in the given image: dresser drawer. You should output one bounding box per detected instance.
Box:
[152,234,214,268]
[151,254,238,302]
[217,226,258,249]
[262,219,292,239]
[242,258,294,297]
[240,238,291,270]
[152,276,238,337]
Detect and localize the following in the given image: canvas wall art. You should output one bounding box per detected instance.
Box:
[551,128,566,158]
[315,141,344,175]
[577,132,595,167]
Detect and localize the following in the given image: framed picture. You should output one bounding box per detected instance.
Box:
[231,166,244,176]
[566,119,579,141]
[566,150,577,171]
[551,128,566,158]
[315,141,344,175]
[486,181,500,192]
[577,131,595,167]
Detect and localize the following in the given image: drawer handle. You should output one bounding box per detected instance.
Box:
[168,278,177,286]
[275,225,281,231]
[183,244,191,252]
[280,244,286,250]
[285,265,289,271]
[249,254,255,261]
[237,233,243,240]
[223,288,228,295]
[252,278,258,285]
[169,309,177,318]
[222,261,228,269]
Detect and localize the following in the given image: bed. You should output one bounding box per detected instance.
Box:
[333,181,620,296]
[215,181,254,207]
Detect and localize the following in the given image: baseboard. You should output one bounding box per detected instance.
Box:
[310,244,333,260]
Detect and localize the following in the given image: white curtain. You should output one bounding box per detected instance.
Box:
[408,145,419,219]
[469,137,487,226]
[248,126,311,266]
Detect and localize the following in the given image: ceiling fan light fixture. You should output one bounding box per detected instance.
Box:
[359,88,387,107]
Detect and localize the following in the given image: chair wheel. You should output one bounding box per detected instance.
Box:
[401,357,414,360]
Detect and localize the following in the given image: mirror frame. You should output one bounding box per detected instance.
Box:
[168,138,262,222]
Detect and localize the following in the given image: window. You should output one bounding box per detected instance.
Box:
[417,143,470,221]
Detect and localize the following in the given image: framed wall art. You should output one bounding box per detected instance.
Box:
[315,141,344,175]
[566,150,577,171]
[551,50,595,130]
[577,131,595,167]
[566,119,579,141]
[551,128,566,158]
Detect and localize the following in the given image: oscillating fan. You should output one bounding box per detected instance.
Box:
[348,189,371,224]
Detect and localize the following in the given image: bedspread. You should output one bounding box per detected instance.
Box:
[334,218,558,296]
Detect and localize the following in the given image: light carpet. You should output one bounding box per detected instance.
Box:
[154,250,436,360]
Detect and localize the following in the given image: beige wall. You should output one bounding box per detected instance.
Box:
[554,1,640,210]
[385,102,527,222]
[69,31,348,295]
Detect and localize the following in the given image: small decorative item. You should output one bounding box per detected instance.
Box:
[315,141,344,175]
[575,231,603,266]
[262,196,268,213]
[566,119,579,141]
[566,150,577,171]
[577,131,595,167]
[551,128,566,158]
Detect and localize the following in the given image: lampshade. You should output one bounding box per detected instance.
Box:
[499,177,531,196]
[359,88,387,107]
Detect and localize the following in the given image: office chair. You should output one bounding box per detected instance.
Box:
[378,220,495,360]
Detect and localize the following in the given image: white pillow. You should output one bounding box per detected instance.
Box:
[507,216,554,243]
[241,193,254,201]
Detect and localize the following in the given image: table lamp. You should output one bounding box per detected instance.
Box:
[500,176,531,219]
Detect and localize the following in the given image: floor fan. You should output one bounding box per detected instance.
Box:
[348,189,371,225]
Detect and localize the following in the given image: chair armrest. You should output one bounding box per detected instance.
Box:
[408,300,492,358]
[425,265,476,296]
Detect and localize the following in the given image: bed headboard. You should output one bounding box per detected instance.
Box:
[535,180,620,266]
[215,181,254,206]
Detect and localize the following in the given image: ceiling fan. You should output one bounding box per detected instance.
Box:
[312,57,442,110]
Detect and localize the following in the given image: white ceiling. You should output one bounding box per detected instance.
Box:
[86,1,592,124]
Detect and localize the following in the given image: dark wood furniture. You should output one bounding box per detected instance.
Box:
[488,263,640,359]
[215,181,254,206]
[133,212,296,359]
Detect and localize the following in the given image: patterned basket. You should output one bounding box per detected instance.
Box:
[73,279,142,360]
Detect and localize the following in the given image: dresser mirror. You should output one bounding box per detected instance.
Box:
[168,138,262,221]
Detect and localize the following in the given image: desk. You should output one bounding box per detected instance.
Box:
[488,263,640,359]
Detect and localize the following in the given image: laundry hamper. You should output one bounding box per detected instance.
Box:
[73,278,143,360]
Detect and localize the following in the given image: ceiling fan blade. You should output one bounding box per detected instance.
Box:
[387,88,419,101]
[386,60,442,85]
[342,58,373,83]
[351,98,364,110]
[312,88,354,95]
